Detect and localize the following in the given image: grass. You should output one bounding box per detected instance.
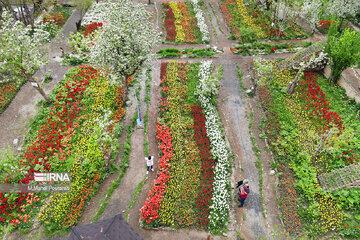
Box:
[203,2,218,42]
[157,48,220,59]
[209,2,225,34]
[124,177,146,221]
[249,108,265,218]
[236,65,247,91]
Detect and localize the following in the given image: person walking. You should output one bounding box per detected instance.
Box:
[238,182,250,208]
[145,155,154,174]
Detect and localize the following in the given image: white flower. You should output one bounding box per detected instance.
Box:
[191,0,210,43]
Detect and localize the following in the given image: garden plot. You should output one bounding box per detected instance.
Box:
[140,60,231,234]
[219,0,308,42]
[256,59,360,238]
[163,1,210,44]
[0,65,125,231]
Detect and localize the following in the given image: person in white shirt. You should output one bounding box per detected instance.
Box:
[145,156,154,174]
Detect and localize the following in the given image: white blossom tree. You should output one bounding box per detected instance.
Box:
[302,0,360,32]
[301,0,324,32]
[87,0,160,99]
[326,0,360,31]
[0,11,51,102]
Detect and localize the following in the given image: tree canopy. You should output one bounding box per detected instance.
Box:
[87,0,160,82]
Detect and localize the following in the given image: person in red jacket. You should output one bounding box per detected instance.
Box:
[238,183,250,207]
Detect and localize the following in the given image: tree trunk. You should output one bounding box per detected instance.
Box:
[148,0,151,4]
[337,18,344,33]
[76,19,82,31]
[122,75,129,102]
[287,66,304,94]
[266,0,271,10]
[28,78,51,103]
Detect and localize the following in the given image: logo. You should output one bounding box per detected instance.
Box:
[34,172,70,182]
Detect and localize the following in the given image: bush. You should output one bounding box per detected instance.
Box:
[325,27,360,82]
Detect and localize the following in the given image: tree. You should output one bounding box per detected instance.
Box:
[326,0,360,31]
[301,0,324,32]
[325,27,360,82]
[302,0,360,33]
[88,0,160,99]
[74,0,93,30]
[0,11,51,102]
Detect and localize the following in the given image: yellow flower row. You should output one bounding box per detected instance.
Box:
[235,0,265,37]
[169,2,186,42]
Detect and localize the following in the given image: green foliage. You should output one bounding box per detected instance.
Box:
[236,65,246,90]
[233,42,312,55]
[325,28,360,82]
[157,47,221,59]
[124,177,146,221]
[62,53,88,66]
[113,122,124,139]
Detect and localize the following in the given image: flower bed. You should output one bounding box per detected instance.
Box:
[38,5,73,40]
[257,59,360,238]
[231,42,312,55]
[157,47,222,58]
[162,1,209,44]
[0,65,125,231]
[315,20,352,34]
[0,78,26,114]
[219,0,308,42]
[140,61,230,233]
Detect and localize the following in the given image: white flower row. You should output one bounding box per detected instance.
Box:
[191,0,210,43]
[196,61,231,233]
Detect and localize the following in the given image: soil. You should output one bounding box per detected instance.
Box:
[2,1,360,240]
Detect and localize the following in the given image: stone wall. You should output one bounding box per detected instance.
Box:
[323,65,360,103]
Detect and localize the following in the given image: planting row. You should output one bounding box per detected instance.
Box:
[256,58,360,238]
[140,60,231,234]
[219,0,308,42]
[231,42,312,55]
[0,65,125,232]
[163,0,209,43]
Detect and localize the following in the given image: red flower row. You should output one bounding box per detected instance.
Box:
[298,72,344,134]
[82,22,103,37]
[192,104,215,228]
[163,3,176,41]
[140,122,173,226]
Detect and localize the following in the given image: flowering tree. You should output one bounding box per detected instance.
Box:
[302,0,360,32]
[301,0,324,31]
[87,0,160,98]
[0,11,51,102]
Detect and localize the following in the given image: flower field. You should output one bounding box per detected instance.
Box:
[163,0,209,43]
[257,61,360,238]
[140,60,230,233]
[0,65,125,231]
[219,0,308,42]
